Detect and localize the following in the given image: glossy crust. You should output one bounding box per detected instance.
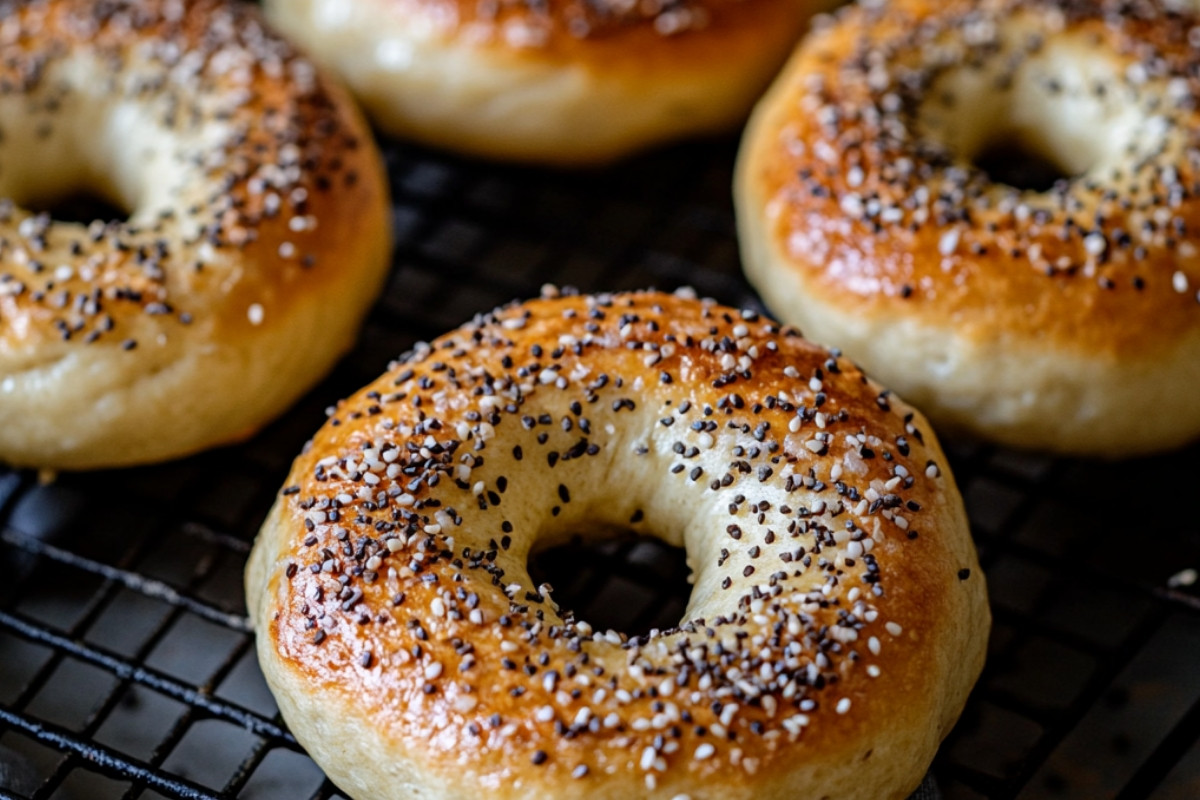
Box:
[247,289,989,800]
[0,0,392,469]
[736,0,1200,455]
[263,0,833,164]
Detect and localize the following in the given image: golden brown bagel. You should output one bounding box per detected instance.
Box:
[736,0,1200,455]
[246,288,989,800]
[0,0,392,470]
[262,0,834,165]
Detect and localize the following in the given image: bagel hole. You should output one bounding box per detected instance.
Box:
[972,139,1073,193]
[527,532,692,639]
[28,186,131,226]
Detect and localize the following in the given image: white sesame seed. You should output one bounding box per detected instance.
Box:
[886,621,903,637]
[836,698,852,714]
[693,743,715,761]
[424,662,443,680]
[938,229,960,256]
[1174,271,1190,294]
[1084,233,1107,257]
[247,304,264,325]
[535,705,554,722]
[640,747,657,771]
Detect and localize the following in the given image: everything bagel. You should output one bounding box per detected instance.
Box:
[736,0,1200,455]
[262,0,833,164]
[246,289,989,800]
[0,0,391,469]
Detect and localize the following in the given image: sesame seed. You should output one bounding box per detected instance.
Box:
[938,229,960,256]
[1083,233,1107,257]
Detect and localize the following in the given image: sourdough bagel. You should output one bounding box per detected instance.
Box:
[0,0,391,470]
[736,0,1200,455]
[246,288,989,800]
[262,0,833,165]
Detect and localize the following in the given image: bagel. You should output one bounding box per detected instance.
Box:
[735,0,1200,455]
[246,288,989,800]
[0,0,391,470]
[261,0,834,165]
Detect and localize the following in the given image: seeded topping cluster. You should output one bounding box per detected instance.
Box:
[775,0,1200,313]
[272,289,969,784]
[0,0,360,350]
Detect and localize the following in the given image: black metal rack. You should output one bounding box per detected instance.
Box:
[1,134,1198,800]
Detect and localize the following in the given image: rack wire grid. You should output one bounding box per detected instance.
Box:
[1,132,1199,800]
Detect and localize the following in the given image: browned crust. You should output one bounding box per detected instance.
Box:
[741,0,1200,358]
[248,290,988,799]
[349,0,818,74]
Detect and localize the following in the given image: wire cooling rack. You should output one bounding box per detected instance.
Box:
[1,134,1199,800]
